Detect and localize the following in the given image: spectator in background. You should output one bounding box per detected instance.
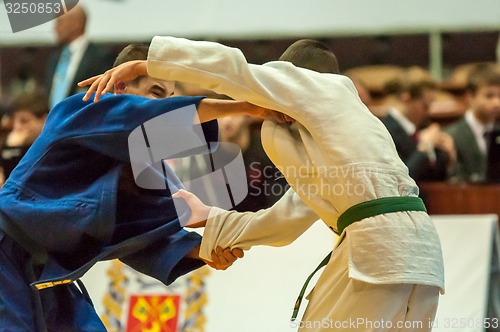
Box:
[45,4,113,108]
[11,64,37,96]
[0,91,49,187]
[381,66,456,183]
[446,62,500,183]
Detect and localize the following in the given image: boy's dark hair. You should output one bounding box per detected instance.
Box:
[278,39,340,74]
[466,62,500,94]
[113,43,149,66]
[383,66,437,99]
[113,44,150,86]
[11,90,49,118]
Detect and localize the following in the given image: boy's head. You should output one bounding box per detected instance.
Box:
[10,90,49,144]
[278,39,340,74]
[54,4,87,46]
[113,45,176,195]
[113,44,175,99]
[383,66,438,127]
[465,63,500,124]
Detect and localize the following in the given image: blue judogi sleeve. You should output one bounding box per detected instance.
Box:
[46,93,217,162]
[0,92,218,287]
[120,230,204,285]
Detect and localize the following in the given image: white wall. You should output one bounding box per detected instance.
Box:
[0,0,499,45]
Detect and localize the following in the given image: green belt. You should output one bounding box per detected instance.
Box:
[290,196,427,321]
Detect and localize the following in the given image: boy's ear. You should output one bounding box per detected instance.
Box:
[400,91,411,103]
[114,82,127,95]
[464,90,474,105]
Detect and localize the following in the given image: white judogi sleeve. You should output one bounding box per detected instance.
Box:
[199,189,319,260]
[147,36,359,127]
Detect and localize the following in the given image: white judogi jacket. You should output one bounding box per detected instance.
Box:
[148,36,444,291]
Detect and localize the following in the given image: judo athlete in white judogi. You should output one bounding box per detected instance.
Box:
[81,37,445,332]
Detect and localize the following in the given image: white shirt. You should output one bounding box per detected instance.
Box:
[388,107,416,136]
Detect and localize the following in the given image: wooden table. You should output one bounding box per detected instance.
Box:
[419,182,500,217]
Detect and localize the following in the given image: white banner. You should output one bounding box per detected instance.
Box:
[82,214,499,331]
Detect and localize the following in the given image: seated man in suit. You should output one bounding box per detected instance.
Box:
[445,62,500,183]
[46,4,114,108]
[381,67,456,183]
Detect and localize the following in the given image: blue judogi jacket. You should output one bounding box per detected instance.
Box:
[0,93,218,290]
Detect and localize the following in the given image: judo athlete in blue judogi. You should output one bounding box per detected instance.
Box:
[0,91,214,330]
[0,67,262,330]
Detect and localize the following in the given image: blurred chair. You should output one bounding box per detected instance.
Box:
[441,62,498,92]
[344,65,404,97]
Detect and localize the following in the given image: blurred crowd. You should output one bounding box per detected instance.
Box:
[347,62,500,185]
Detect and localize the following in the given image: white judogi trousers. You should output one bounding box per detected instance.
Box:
[298,239,439,332]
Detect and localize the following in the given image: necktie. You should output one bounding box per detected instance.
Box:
[484,130,493,156]
[50,46,71,108]
[411,130,420,144]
